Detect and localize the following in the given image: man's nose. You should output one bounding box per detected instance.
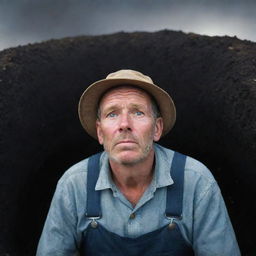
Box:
[119,113,132,132]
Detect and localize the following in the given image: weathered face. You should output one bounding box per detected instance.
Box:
[96,86,163,165]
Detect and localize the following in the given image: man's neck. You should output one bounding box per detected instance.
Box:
[109,150,155,206]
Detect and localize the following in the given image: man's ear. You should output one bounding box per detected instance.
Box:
[153,117,163,142]
[96,120,104,145]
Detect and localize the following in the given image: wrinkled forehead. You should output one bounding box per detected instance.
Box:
[98,85,152,107]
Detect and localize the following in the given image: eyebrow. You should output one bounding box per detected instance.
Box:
[129,103,146,110]
[101,103,146,117]
[102,103,146,112]
[101,106,116,114]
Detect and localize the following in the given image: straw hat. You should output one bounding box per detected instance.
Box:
[78,69,176,139]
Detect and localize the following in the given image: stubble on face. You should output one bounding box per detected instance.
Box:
[107,128,155,166]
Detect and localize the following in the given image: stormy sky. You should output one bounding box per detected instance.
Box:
[0,0,255,51]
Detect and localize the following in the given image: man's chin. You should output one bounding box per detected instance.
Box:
[110,151,144,166]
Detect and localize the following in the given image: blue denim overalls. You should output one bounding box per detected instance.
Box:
[81,152,194,256]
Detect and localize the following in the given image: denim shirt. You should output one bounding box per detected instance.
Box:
[36,144,241,256]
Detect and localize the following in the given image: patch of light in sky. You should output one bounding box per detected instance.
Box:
[0,1,255,51]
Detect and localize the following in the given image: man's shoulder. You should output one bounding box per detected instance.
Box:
[57,158,89,185]
[58,152,105,185]
[157,144,218,207]
[155,143,215,184]
[184,155,216,184]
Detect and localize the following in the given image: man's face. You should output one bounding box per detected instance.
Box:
[96,86,163,165]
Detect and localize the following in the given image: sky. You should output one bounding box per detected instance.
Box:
[0,0,255,51]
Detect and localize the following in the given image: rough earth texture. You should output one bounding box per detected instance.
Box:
[0,30,256,255]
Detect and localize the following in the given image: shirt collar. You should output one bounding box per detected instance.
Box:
[95,143,174,191]
[95,151,114,191]
[154,143,174,188]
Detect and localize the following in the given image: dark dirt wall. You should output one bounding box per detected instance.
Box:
[0,30,256,255]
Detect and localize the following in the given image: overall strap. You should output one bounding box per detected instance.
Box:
[165,151,186,218]
[86,152,102,218]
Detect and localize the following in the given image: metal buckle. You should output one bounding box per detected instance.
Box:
[86,216,101,228]
[165,214,182,230]
[165,214,182,221]
[86,216,101,220]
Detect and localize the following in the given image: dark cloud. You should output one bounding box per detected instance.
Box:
[0,0,255,50]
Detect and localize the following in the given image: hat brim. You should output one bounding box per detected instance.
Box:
[78,78,176,139]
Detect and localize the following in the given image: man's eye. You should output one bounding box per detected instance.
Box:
[135,111,144,116]
[107,112,117,118]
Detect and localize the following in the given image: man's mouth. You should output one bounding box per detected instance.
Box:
[116,140,136,145]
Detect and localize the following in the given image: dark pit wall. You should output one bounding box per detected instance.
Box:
[0,30,256,256]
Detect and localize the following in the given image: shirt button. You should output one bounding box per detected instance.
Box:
[129,213,136,219]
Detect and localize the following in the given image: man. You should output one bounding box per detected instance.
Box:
[37,69,240,255]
